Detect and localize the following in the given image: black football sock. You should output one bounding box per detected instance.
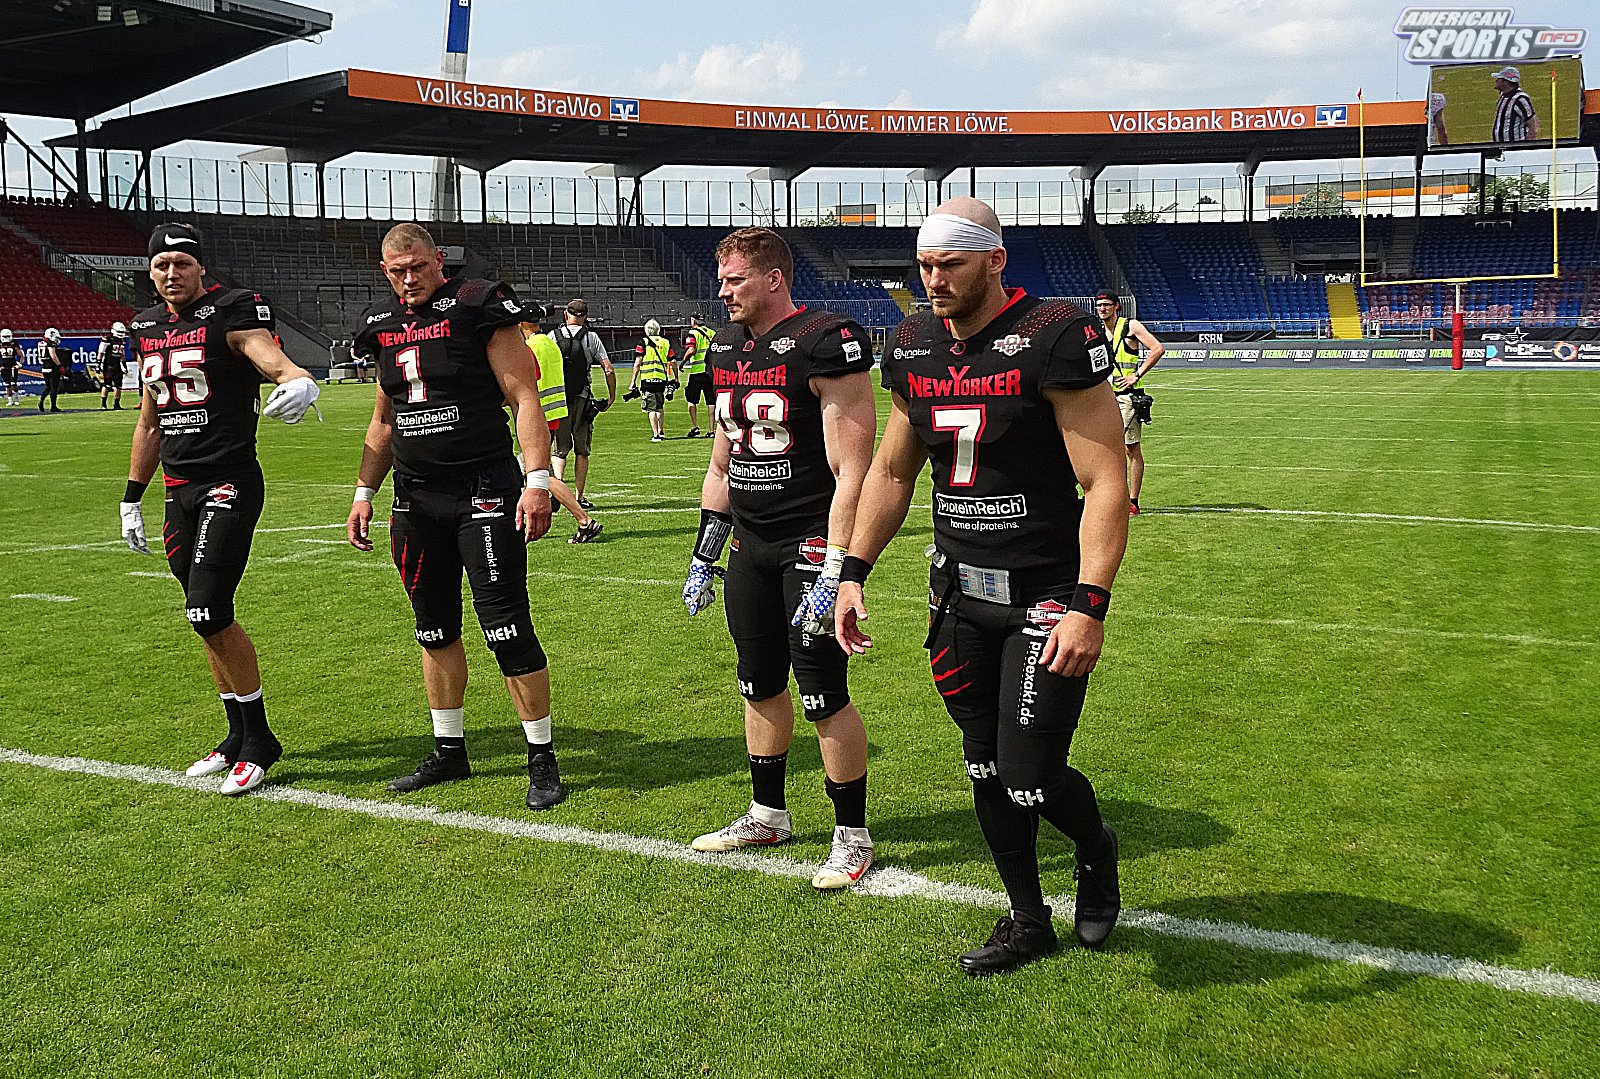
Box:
[824,773,867,829]
[216,693,244,759]
[1036,766,1110,859]
[235,688,281,768]
[973,779,1047,918]
[749,752,788,810]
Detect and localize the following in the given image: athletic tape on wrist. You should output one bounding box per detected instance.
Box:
[1070,583,1111,621]
[822,544,846,577]
[353,485,377,503]
[525,469,551,491]
[693,508,733,564]
[840,555,873,585]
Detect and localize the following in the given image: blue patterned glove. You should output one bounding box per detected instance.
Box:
[791,545,846,636]
[683,558,725,616]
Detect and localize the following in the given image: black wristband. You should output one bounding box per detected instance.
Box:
[840,555,873,585]
[123,479,149,503]
[693,508,734,564]
[1069,583,1111,620]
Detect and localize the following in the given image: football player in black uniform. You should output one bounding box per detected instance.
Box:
[345,223,565,811]
[37,328,67,413]
[97,321,130,410]
[0,329,21,405]
[836,199,1130,973]
[120,223,322,795]
[682,228,879,890]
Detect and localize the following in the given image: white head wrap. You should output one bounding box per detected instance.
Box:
[916,212,1003,252]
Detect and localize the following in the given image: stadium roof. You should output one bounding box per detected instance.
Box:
[0,0,331,121]
[64,68,1600,173]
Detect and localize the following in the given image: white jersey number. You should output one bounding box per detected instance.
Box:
[930,404,986,488]
[140,346,211,406]
[715,389,792,456]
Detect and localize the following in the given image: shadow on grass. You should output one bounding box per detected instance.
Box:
[1134,891,1523,1001]
[283,723,749,792]
[868,798,1232,873]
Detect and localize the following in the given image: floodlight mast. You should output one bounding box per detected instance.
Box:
[431,0,473,222]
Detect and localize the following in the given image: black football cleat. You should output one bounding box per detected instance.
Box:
[388,749,471,793]
[1073,823,1121,950]
[525,752,566,810]
[958,911,1058,977]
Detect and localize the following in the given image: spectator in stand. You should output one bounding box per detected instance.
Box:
[38,328,68,413]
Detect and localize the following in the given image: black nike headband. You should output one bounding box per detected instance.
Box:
[148,223,204,263]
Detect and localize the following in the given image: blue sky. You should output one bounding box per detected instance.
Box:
[8,0,1596,174]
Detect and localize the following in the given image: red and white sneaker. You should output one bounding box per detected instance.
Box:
[1128,502,1141,516]
[691,803,792,852]
[219,760,269,796]
[812,826,874,890]
[185,751,231,778]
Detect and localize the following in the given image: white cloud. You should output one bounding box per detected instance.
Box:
[476,47,584,90]
[642,41,804,103]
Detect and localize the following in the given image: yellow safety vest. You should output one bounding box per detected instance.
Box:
[1104,316,1142,387]
[523,328,569,423]
[681,324,714,375]
[636,335,673,383]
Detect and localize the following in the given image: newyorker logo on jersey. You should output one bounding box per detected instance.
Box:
[1394,7,1586,64]
[140,327,207,352]
[377,321,453,348]
[713,361,787,387]
[907,365,1022,398]
[991,334,1030,357]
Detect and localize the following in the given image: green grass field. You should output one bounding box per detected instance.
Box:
[2,368,1598,1077]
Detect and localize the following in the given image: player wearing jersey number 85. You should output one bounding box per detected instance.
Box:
[121,221,318,796]
[688,228,880,891]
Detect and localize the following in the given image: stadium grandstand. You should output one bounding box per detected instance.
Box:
[2,7,1598,366]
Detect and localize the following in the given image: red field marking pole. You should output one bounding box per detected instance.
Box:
[1451,282,1464,371]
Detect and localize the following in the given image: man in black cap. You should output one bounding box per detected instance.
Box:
[120,222,321,795]
[1092,291,1164,516]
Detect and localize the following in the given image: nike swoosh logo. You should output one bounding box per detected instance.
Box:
[164,234,197,245]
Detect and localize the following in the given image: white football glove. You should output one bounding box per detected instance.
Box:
[119,502,150,555]
[682,558,725,616]
[791,547,844,636]
[263,376,321,424]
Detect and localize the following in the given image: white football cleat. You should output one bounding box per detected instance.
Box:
[185,751,231,778]
[691,803,792,852]
[219,760,268,796]
[812,826,874,890]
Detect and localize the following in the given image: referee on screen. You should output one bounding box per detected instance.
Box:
[1491,67,1538,144]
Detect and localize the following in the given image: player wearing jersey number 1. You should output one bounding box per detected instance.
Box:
[121,223,321,795]
[346,223,565,812]
[682,228,880,890]
[836,198,1130,973]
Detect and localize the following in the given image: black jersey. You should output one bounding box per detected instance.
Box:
[709,307,873,537]
[98,337,127,375]
[41,344,69,372]
[130,285,275,480]
[352,276,530,480]
[881,290,1112,580]
[0,343,19,370]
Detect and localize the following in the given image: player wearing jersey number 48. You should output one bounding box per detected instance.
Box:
[346,223,565,812]
[121,222,320,795]
[837,199,1130,973]
[684,228,879,890]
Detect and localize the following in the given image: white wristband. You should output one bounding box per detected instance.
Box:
[354,485,377,503]
[823,544,847,576]
[525,469,551,491]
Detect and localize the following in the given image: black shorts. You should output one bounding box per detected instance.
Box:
[388,457,539,654]
[2,365,17,386]
[723,525,849,721]
[927,564,1089,748]
[684,373,713,405]
[163,464,265,632]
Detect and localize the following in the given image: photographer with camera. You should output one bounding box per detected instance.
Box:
[550,299,615,508]
[1093,291,1164,516]
[630,318,677,443]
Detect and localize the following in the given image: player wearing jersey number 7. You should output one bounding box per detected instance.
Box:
[836,198,1130,974]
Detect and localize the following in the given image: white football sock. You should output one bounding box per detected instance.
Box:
[431,707,465,739]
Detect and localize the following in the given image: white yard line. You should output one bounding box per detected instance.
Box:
[1163,462,1600,482]
[2,746,1595,1006]
[9,593,77,602]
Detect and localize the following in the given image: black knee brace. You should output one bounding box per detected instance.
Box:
[482,615,546,677]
